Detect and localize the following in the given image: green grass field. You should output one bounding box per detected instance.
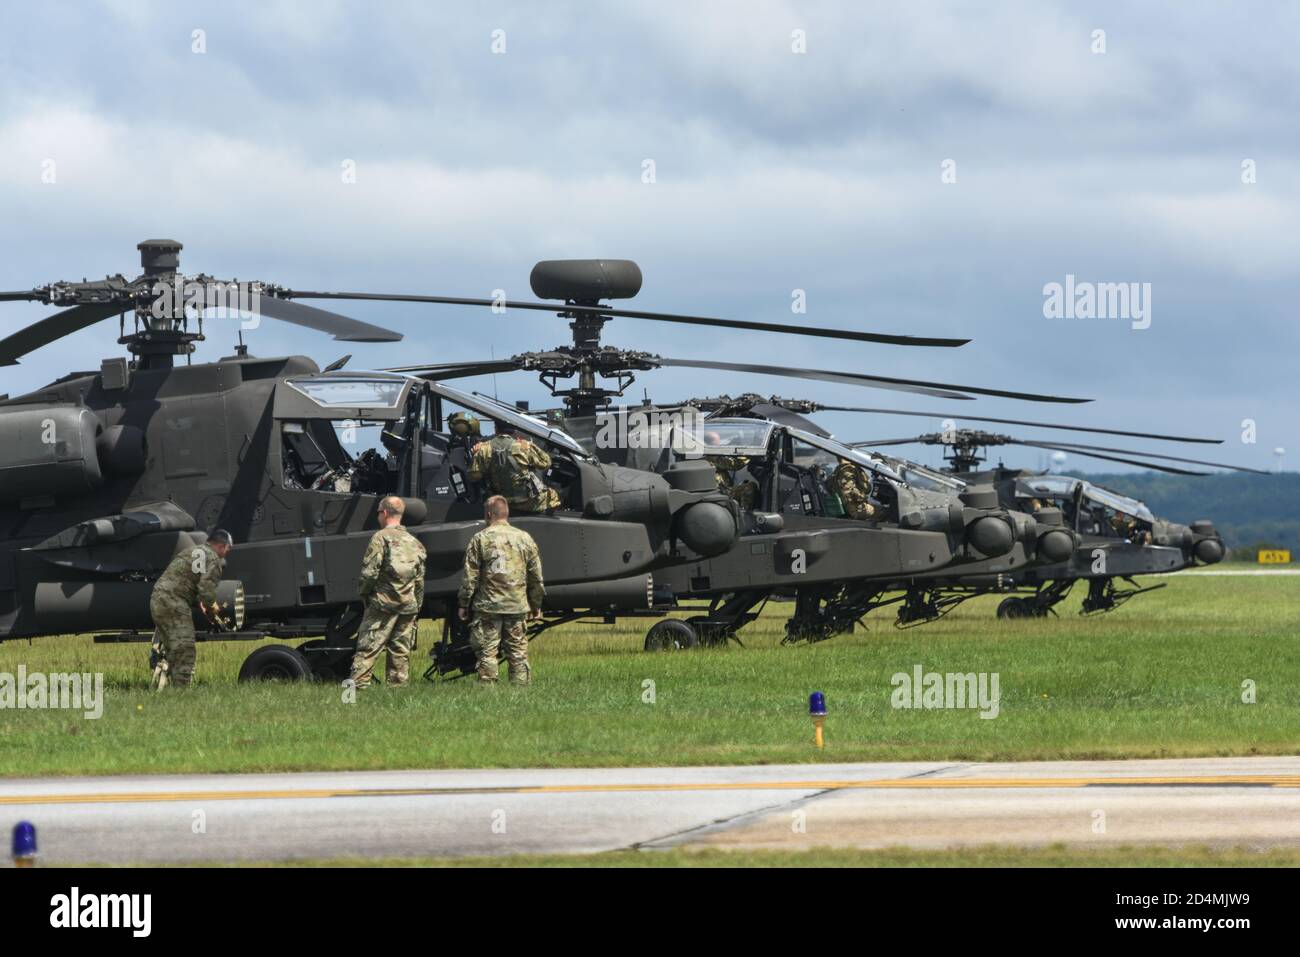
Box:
[1,575,1297,777]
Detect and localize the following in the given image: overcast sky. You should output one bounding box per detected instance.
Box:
[2,1,1296,472]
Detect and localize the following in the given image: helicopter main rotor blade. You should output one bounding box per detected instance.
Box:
[851,437,933,448]
[248,296,402,342]
[0,302,125,366]
[658,359,970,399]
[0,291,42,302]
[389,355,981,401]
[386,360,525,380]
[282,290,968,348]
[1022,439,1268,474]
[1013,440,1209,476]
[820,406,1222,444]
[851,435,1206,474]
[657,358,1090,403]
[747,402,832,436]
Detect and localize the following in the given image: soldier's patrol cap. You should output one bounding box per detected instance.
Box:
[207,528,234,547]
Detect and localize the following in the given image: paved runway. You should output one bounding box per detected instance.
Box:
[3,756,1299,864]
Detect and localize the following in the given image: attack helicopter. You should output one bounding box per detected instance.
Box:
[527,397,1064,642]
[614,413,1049,648]
[0,241,1084,680]
[0,241,926,679]
[674,395,1255,625]
[380,261,1114,663]
[849,426,1261,619]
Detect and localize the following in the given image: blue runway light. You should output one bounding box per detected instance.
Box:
[809,691,826,716]
[12,821,36,865]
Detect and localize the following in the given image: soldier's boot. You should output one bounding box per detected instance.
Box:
[151,656,170,691]
[508,659,531,686]
[168,639,197,688]
[384,651,410,687]
[385,662,410,687]
[474,654,500,685]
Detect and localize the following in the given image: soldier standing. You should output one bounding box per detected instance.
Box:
[457,495,545,685]
[468,428,561,513]
[350,495,427,689]
[831,459,877,520]
[149,529,233,689]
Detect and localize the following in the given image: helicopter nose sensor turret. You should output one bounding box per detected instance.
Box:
[1190,520,1225,564]
[1031,507,1077,563]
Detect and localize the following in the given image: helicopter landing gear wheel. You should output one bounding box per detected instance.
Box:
[644,619,699,652]
[996,597,1035,620]
[238,645,315,682]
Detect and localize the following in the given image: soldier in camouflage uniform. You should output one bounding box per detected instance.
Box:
[457,495,545,685]
[149,529,233,689]
[1110,511,1151,545]
[831,459,877,520]
[350,495,427,688]
[468,429,561,513]
[702,432,757,509]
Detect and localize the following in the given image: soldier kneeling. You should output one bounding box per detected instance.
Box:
[150,529,233,689]
[468,427,562,514]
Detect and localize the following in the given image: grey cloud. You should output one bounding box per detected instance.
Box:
[0,0,1294,471]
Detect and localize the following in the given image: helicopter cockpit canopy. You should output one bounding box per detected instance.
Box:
[675,418,775,457]
[887,456,967,493]
[274,372,419,494]
[786,427,904,483]
[1021,475,1155,523]
[278,371,414,419]
[427,381,589,458]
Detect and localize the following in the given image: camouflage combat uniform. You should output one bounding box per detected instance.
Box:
[468,435,561,513]
[149,542,224,689]
[831,462,876,520]
[1111,514,1150,545]
[707,454,757,509]
[458,523,545,685]
[350,524,427,688]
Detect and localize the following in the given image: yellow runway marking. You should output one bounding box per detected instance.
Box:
[2,775,1299,806]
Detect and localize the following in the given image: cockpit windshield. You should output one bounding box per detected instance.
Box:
[428,381,589,457]
[857,449,962,491]
[787,428,903,483]
[1021,475,1154,522]
[900,462,966,492]
[287,374,410,411]
[676,418,775,457]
